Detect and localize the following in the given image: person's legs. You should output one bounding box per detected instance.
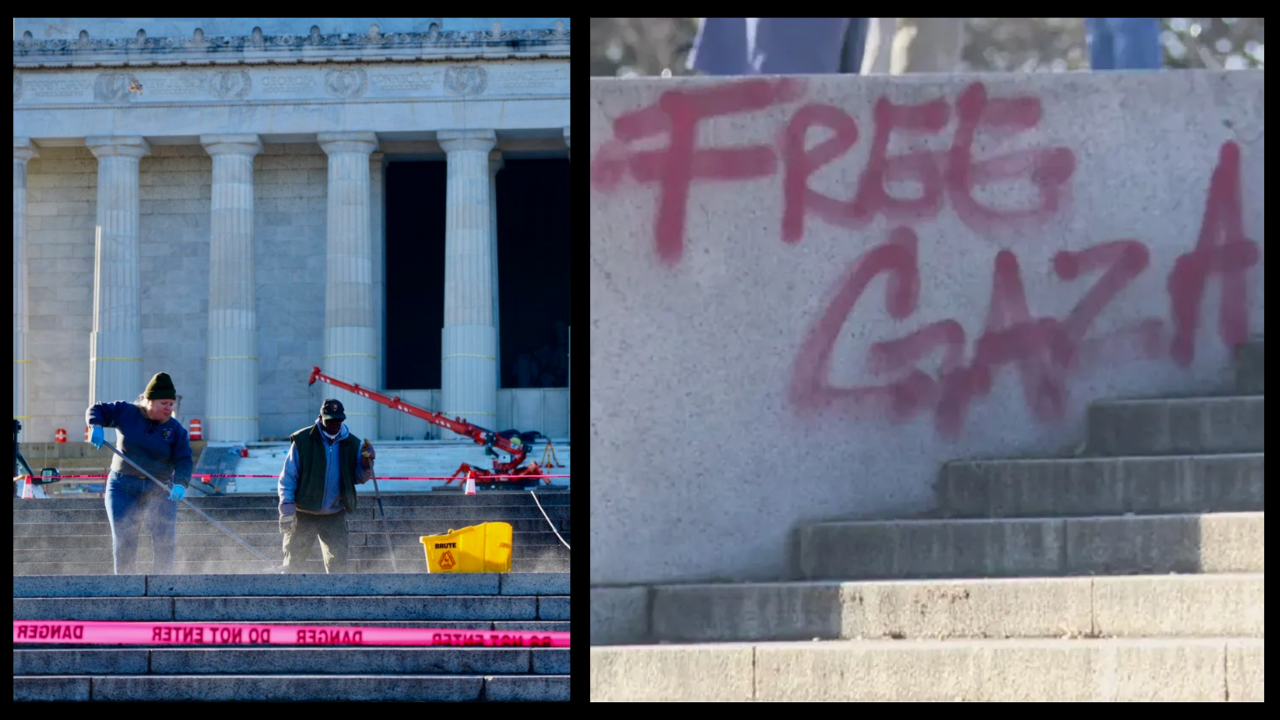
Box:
[839,18,869,74]
[860,18,897,74]
[891,18,965,73]
[105,476,144,575]
[1085,17,1116,70]
[1106,18,1162,69]
[687,18,749,75]
[143,482,178,574]
[752,18,852,74]
[282,512,319,573]
[315,511,351,573]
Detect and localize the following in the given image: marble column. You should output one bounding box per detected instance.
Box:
[564,127,570,439]
[370,152,386,394]
[317,132,380,441]
[568,326,571,441]
[489,150,503,393]
[86,136,150,411]
[201,134,262,442]
[13,139,39,427]
[438,129,498,430]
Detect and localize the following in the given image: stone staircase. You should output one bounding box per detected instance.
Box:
[590,338,1263,701]
[13,491,571,575]
[14,573,570,701]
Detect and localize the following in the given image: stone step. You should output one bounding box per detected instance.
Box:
[14,491,571,510]
[589,638,1263,702]
[12,543,570,564]
[15,647,569,676]
[13,558,572,576]
[14,504,569,523]
[937,453,1264,518]
[13,529,568,550]
[1234,339,1264,394]
[356,558,570,574]
[16,674,570,701]
[13,594,569,622]
[18,441,210,462]
[649,573,1263,643]
[13,517,562,535]
[796,512,1264,581]
[1085,396,1264,456]
[14,572,569,597]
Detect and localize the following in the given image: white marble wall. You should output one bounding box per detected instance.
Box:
[23,144,328,440]
[21,142,568,442]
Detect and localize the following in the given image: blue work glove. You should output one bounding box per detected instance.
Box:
[360,439,376,466]
[168,485,186,501]
[89,425,104,449]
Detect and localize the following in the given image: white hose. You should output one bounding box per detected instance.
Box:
[528,489,570,550]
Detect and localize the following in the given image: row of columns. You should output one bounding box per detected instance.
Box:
[13,128,570,442]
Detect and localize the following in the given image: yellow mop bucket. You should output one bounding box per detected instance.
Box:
[419,522,513,573]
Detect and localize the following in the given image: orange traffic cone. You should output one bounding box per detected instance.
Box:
[22,475,35,500]
[465,471,476,496]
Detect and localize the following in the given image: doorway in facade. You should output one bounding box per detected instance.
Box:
[384,158,570,398]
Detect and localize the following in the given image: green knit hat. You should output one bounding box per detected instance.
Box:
[144,372,177,400]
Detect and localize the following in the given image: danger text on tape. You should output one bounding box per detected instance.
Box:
[14,620,567,648]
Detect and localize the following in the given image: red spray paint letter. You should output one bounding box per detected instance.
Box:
[782,94,949,241]
[946,82,1076,237]
[591,79,805,266]
[1166,141,1260,367]
[789,227,921,417]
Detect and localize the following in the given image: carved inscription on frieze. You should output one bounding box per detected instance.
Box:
[444,66,486,96]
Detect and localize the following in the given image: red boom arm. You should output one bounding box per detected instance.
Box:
[308,366,546,481]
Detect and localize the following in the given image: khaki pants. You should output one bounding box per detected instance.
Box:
[282,509,350,573]
[861,18,965,75]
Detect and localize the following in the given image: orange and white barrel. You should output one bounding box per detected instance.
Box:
[189,418,203,441]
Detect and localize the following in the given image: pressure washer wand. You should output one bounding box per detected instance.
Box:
[364,438,397,572]
[101,439,281,571]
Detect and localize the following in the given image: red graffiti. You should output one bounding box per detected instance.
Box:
[1167,141,1259,367]
[591,78,805,266]
[592,80,1076,265]
[789,141,1258,438]
[784,82,1075,243]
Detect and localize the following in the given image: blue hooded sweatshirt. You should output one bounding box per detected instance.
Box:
[86,401,194,488]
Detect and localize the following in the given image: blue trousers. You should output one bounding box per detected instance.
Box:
[104,472,178,574]
[1086,18,1162,70]
[689,18,869,75]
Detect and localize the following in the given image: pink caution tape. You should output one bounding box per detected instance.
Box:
[16,473,570,481]
[14,620,568,648]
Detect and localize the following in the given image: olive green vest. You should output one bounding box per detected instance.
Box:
[288,425,360,513]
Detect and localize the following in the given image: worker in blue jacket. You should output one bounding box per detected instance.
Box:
[86,372,193,575]
[276,398,376,573]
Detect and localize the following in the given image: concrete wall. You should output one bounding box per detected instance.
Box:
[590,71,1264,588]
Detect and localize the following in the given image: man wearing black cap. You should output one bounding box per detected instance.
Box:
[276,398,376,573]
[86,371,194,575]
